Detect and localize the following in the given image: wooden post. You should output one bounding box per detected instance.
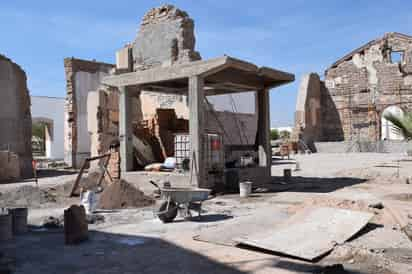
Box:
[119,86,134,174]
[256,88,271,171]
[189,76,205,188]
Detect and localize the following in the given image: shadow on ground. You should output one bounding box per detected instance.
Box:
[255,176,368,194]
[0,226,376,274]
[36,169,77,178]
[1,229,246,274]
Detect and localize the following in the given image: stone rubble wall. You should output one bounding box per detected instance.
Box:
[132,4,201,71]
[295,33,412,144]
[323,33,412,142]
[0,54,33,179]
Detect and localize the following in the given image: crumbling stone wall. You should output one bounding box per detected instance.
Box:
[324,32,412,141]
[292,73,322,145]
[0,54,33,180]
[87,87,119,159]
[64,58,114,168]
[132,4,201,70]
[295,33,412,143]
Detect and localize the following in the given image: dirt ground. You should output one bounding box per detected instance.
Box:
[1,152,412,274]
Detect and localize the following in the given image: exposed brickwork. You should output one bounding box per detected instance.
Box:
[296,33,412,144]
[64,58,114,168]
[323,33,412,142]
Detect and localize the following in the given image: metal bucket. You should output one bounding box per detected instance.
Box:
[10,207,28,234]
[239,181,252,198]
[0,211,13,241]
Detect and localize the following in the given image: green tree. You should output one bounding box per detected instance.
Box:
[270,129,279,140]
[280,130,291,140]
[32,122,46,140]
[384,112,412,140]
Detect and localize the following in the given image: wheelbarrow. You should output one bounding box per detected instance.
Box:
[150,181,211,223]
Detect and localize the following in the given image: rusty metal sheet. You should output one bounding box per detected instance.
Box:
[236,207,373,261]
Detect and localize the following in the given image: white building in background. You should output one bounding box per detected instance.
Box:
[31,96,65,159]
[381,106,404,141]
[272,126,293,133]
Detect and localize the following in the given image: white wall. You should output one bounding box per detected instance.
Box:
[74,71,109,157]
[31,96,65,159]
[381,106,404,140]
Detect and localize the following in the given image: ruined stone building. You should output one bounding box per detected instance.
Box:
[65,5,259,169]
[64,58,114,168]
[295,32,412,148]
[0,54,33,180]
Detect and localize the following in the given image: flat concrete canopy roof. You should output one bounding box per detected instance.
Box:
[102,56,295,95]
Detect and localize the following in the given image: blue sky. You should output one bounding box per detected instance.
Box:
[1,1,412,127]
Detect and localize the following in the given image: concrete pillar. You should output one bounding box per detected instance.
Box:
[256,88,271,170]
[119,86,133,174]
[188,76,205,188]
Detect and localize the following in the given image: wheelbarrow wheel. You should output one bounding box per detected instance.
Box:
[158,201,178,223]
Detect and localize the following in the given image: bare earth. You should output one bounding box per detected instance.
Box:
[1,152,412,274]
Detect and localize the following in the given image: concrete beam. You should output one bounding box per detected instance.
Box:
[256,88,271,173]
[119,86,136,175]
[188,76,206,188]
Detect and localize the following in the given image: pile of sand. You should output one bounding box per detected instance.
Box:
[51,170,109,197]
[98,179,154,209]
[0,185,57,208]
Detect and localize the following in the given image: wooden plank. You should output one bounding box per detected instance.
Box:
[236,207,373,261]
[69,160,87,197]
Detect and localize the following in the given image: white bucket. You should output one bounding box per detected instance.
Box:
[80,191,97,214]
[239,181,252,198]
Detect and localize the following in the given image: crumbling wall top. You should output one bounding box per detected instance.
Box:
[140,5,190,26]
[132,4,201,71]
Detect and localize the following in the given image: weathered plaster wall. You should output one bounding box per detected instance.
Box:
[0,54,32,179]
[323,32,412,141]
[296,33,412,144]
[31,96,65,159]
[64,58,114,168]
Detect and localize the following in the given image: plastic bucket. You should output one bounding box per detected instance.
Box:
[10,207,28,234]
[0,212,13,241]
[80,191,97,214]
[239,181,252,198]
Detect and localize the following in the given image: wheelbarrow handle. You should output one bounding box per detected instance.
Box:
[149,180,161,191]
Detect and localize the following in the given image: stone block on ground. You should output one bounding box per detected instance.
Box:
[64,205,88,245]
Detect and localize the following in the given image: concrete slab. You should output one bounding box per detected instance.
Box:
[236,207,373,261]
[193,206,289,246]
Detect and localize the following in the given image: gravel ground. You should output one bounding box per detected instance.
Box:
[1,153,412,274]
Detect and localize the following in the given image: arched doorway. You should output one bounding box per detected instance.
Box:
[381,106,404,140]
